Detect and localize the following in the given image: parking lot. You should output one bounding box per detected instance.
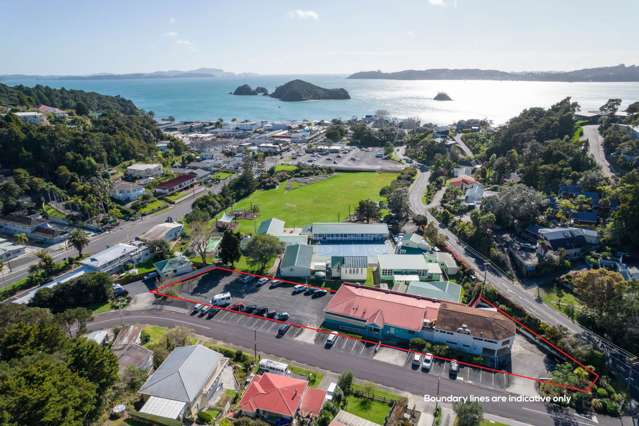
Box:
[176,270,332,327]
[277,146,405,172]
[153,269,534,394]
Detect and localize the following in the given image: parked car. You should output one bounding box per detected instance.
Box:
[449,360,459,378]
[269,280,282,289]
[292,285,306,295]
[244,304,257,313]
[275,312,289,321]
[230,303,245,311]
[304,287,317,296]
[198,306,209,317]
[143,271,158,281]
[256,277,269,287]
[312,289,327,298]
[325,331,339,348]
[266,311,277,318]
[277,324,291,337]
[206,307,219,319]
[240,275,254,284]
[255,306,269,316]
[422,353,434,371]
[412,353,422,367]
[191,304,204,315]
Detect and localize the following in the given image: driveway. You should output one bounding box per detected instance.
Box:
[582,125,613,178]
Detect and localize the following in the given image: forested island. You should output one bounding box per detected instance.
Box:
[348,64,639,82]
[269,79,350,102]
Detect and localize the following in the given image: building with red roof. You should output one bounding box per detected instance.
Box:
[239,373,325,422]
[323,284,516,367]
[154,173,197,196]
[448,175,478,189]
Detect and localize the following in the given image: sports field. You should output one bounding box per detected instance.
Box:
[228,172,397,234]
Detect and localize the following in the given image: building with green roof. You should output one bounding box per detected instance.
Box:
[405,280,462,303]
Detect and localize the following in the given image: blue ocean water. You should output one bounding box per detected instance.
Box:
[3,75,639,124]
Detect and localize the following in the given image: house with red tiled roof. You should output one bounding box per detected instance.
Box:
[448,175,478,189]
[323,284,516,367]
[239,373,326,423]
[154,173,197,196]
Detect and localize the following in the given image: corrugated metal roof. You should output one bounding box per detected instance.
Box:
[310,223,389,235]
[139,396,186,419]
[281,244,314,269]
[139,345,224,403]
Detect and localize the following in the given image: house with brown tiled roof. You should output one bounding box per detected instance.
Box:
[323,284,516,366]
[239,373,325,423]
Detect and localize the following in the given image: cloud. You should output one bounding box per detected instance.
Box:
[176,39,198,52]
[288,9,319,20]
[428,0,458,7]
[164,31,179,38]
[169,17,176,24]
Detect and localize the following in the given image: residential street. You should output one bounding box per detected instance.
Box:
[583,125,614,178]
[407,170,583,335]
[89,309,614,426]
[0,185,212,288]
[454,133,474,158]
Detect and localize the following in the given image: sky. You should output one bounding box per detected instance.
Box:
[1,0,638,75]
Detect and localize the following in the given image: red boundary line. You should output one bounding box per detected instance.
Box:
[149,266,597,394]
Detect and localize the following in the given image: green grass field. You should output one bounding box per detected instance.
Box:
[273,164,298,172]
[213,171,233,180]
[138,199,168,215]
[344,395,392,425]
[225,172,397,234]
[541,286,583,318]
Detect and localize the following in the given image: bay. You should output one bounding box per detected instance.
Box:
[3,75,639,125]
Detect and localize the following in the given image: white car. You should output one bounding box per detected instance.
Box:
[412,353,422,367]
[421,353,433,371]
[256,277,269,287]
[325,331,339,348]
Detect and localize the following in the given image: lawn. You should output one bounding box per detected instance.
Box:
[43,203,67,219]
[289,365,324,387]
[480,421,509,426]
[352,383,402,401]
[225,172,398,234]
[141,325,168,347]
[344,395,392,425]
[164,190,189,203]
[365,268,376,287]
[213,171,234,180]
[138,199,168,215]
[91,301,113,314]
[274,164,298,172]
[541,286,583,318]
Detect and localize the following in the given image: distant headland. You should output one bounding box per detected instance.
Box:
[347,64,639,82]
[232,79,350,102]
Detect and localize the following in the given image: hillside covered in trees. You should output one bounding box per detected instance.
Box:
[0,83,161,220]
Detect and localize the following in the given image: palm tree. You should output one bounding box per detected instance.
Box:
[69,229,90,258]
[15,233,28,245]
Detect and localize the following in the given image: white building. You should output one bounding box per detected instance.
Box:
[126,163,163,179]
[0,238,26,262]
[80,242,151,274]
[425,252,459,276]
[464,183,485,207]
[279,244,314,278]
[330,256,368,281]
[111,181,145,202]
[14,111,45,125]
[154,255,193,280]
[139,222,184,242]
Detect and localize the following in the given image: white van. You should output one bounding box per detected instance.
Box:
[326,382,338,401]
[212,292,232,307]
[259,358,290,375]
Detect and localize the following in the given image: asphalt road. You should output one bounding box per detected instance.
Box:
[583,125,614,178]
[454,133,474,158]
[89,309,609,426]
[0,185,211,288]
[407,171,583,335]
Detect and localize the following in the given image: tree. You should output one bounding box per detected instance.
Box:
[30,272,113,313]
[190,220,213,264]
[0,321,68,361]
[146,239,172,261]
[337,370,353,395]
[571,269,627,321]
[14,233,28,245]
[33,250,55,276]
[481,184,547,230]
[242,234,284,272]
[69,229,89,258]
[355,199,380,223]
[219,231,242,266]
[55,308,93,337]
[611,169,639,248]
[453,401,483,426]
[66,337,119,398]
[599,98,622,116]
[388,188,409,220]
[409,338,427,352]
[0,354,98,426]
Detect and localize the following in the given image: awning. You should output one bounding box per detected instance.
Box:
[139,396,186,420]
[393,274,420,283]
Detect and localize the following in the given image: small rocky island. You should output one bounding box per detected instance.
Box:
[434,92,453,101]
[232,84,269,96]
[270,79,350,101]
